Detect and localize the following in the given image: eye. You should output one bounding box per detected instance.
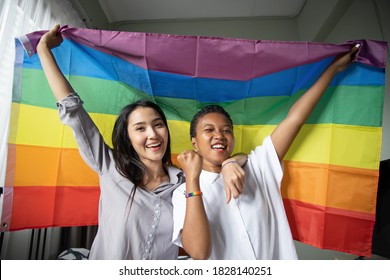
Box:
[136,126,145,131]
[155,122,164,128]
[204,128,213,133]
[223,129,232,134]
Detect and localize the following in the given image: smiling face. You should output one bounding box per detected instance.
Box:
[127,107,169,167]
[192,112,235,172]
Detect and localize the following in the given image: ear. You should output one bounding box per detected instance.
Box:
[191,137,198,151]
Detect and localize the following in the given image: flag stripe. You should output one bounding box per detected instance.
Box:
[9,103,382,169]
[23,39,385,85]
[284,198,375,256]
[282,161,378,213]
[21,57,385,104]
[26,31,384,75]
[18,69,385,126]
[6,144,99,187]
[7,144,378,214]
[8,182,376,246]
[9,185,99,231]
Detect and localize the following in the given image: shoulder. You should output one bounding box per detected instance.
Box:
[246,135,283,184]
[248,136,277,160]
[167,165,185,184]
[246,135,282,173]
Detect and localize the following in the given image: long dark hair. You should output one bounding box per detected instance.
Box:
[112,99,172,193]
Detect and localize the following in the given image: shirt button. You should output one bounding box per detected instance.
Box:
[149,234,153,237]
[145,249,150,253]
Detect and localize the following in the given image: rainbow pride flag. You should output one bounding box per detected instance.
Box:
[2,26,386,256]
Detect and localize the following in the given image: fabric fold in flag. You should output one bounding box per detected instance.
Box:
[2,26,387,257]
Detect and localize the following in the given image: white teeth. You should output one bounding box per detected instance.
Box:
[147,143,161,148]
[212,144,225,149]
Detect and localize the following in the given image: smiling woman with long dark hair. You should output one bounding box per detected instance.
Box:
[37,25,185,260]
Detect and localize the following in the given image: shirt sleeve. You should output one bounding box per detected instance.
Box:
[57,93,111,174]
[251,136,284,189]
[171,183,187,247]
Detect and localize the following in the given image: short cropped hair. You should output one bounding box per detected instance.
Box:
[190,105,233,138]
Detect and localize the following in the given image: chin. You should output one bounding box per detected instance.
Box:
[210,157,228,166]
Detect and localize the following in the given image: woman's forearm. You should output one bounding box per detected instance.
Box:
[37,44,74,101]
[181,178,211,260]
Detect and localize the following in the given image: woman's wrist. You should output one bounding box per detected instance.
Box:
[221,160,238,169]
[185,191,203,198]
[36,42,46,52]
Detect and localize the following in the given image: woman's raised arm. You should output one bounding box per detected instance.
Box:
[271,45,359,161]
[37,24,74,101]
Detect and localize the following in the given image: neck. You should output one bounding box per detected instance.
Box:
[142,162,169,191]
[202,158,222,173]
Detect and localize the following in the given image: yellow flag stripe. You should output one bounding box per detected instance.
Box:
[9,103,381,170]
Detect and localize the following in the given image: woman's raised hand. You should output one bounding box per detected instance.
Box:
[38,24,63,50]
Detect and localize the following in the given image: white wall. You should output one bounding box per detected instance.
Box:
[115,18,299,40]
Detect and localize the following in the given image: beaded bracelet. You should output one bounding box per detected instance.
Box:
[221,160,238,169]
[185,191,203,198]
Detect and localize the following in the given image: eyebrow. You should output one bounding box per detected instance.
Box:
[132,117,163,127]
[202,123,232,128]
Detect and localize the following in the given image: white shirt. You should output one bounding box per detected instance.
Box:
[172,136,297,260]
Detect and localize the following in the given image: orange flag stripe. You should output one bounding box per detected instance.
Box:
[282,161,378,214]
[7,144,378,215]
[6,144,99,187]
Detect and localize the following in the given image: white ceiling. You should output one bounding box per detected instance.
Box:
[97,0,307,22]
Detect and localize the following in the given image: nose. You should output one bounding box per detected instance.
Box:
[213,130,226,139]
[147,127,158,139]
